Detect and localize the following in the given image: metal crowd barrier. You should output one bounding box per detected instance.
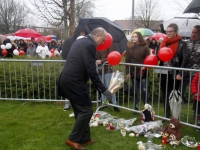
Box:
[0,59,200,129]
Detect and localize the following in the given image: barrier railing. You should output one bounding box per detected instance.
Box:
[100,61,200,129]
[0,59,199,129]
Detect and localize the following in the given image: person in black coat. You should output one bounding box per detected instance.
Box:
[18,39,27,53]
[62,25,86,111]
[57,27,112,150]
[61,25,86,60]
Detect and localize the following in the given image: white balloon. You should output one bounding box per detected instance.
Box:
[54,50,60,56]
[48,52,52,57]
[13,49,19,56]
[1,45,6,49]
[6,43,12,49]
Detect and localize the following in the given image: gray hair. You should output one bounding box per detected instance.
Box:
[90,27,106,36]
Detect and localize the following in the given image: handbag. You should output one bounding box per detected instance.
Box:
[169,90,182,119]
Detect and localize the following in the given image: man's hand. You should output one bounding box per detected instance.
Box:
[96,60,101,65]
[176,75,182,80]
[194,93,198,98]
[103,90,112,102]
[126,74,131,80]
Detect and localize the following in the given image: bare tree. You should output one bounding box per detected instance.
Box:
[76,0,94,22]
[134,0,161,29]
[28,0,95,38]
[0,0,29,34]
[170,0,192,12]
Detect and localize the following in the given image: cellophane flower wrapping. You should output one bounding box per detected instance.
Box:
[108,70,124,94]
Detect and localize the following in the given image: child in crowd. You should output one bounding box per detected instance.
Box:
[191,72,200,126]
[27,42,36,56]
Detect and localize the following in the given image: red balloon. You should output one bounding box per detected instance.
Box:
[50,49,55,53]
[97,33,113,51]
[151,49,155,54]
[46,36,52,41]
[158,47,174,62]
[19,50,25,56]
[107,51,121,66]
[2,49,8,56]
[144,55,158,66]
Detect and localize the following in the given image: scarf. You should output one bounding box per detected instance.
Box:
[159,35,182,57]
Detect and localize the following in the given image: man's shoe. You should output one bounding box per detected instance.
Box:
[66,139,87,150]
[81,140,97,146]
[63,103,70,111]
[114,107,120,112]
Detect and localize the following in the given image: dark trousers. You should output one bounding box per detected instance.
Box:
[68,102,93,144]
[131,77,148,110]
[193,100,200,115]
[160,73,180,118]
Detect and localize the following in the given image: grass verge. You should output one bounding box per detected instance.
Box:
[0,100,199,150]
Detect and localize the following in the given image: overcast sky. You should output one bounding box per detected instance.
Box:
[94,0,192,21]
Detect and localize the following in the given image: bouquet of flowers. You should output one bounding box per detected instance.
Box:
[108,70,124,94]
[103,70,124,105]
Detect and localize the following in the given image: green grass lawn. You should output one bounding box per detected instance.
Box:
[0,100,199,150]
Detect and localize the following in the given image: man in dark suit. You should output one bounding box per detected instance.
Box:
[58,27,112,150]
[62,25,86,111]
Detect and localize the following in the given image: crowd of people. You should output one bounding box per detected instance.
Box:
[56,24,200,149]
[0,23,200,150]
[0,37,64,58]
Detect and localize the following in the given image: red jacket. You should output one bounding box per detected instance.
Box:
[191,72,200,101]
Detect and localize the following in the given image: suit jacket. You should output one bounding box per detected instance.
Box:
[58,35,107,105]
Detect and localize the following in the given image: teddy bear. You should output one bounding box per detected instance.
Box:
[141,103,155,123]
[161,117,182,146]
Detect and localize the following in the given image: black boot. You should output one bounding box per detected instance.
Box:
[113,107,120,112]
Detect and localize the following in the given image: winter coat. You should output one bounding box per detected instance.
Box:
[180,39,200,77]
[18,39,28,53]
[36,45,50,58]
[125,41,150,79]
[27,43,36,56]
[191,72,200,101]
[158,36,183,68]
[48,39,58,50]
[57,35,107,106]
[96,45,115,74]
[61,25,86,60]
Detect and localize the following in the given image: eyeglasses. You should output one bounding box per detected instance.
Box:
[166,31,174,34]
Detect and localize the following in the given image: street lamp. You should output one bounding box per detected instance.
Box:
[132,0,135,32]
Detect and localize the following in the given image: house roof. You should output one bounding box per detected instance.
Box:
[113,19,164,31]
[114,20,132,30]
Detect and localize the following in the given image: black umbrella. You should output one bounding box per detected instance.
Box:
[184,0,200,14]
[78,17,127,54]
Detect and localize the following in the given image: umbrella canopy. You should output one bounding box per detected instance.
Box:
[169,90,182,119]
[184,0,200,14]
[36,36,47,42]
[131,28,155,36]
[14,28,42,38]
[152,33,166,41]
[46,35,58,41]
[160,14,200,37]
[78,17,127,54]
